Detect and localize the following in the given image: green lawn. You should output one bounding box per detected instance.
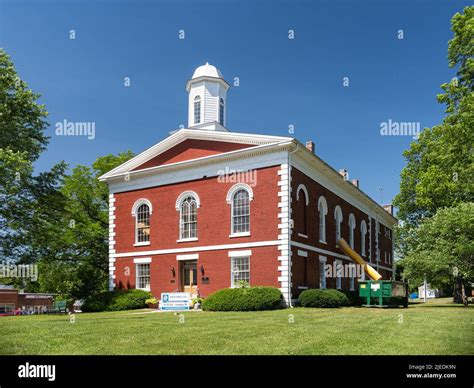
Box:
[1,298,473,355]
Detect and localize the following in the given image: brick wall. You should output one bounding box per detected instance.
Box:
[290,167,393,295]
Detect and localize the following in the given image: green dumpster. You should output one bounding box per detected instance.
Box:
[359,280,408,308]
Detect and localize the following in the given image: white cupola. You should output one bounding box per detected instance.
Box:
[186,62,230,130]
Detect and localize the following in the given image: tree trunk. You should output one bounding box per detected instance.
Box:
[461,280,469,307]
[453,276,463,304]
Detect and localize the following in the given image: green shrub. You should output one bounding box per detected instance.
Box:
[82,289,152,312]
[298,289,350,308]
[341,290,362,306]
[202,286,283,311]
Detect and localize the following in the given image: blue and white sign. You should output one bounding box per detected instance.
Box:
[160,292,190,311]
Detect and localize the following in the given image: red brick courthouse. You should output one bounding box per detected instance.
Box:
[100,63,396,305]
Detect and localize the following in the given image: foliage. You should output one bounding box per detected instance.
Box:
[0,48,134,300]
[0,48,67,274]
[192,297,204,305]
[399,202,474,292]
[393,8,474,305]
[298,289,350,308]
[394,6,474,232]
[340,290,362,306]
[202,287,283,311]
[82,289,152,312]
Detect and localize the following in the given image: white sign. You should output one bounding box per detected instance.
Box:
[370,283,380,291]
[160,292,190,311]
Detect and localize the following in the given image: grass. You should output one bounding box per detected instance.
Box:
[1,298,473,355]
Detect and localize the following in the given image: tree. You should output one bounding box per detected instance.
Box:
[393,6,474,231]
[35,152,134,299]
[0,48,133,300]
[400,203,473,306]
[0,49,67,269]
[393,7,474,304]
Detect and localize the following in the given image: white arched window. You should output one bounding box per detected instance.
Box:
[131,199,153,245]
[297,184,309,236]
[176,191,200,240]
[227,183,253,236]
[348,213,356,249]
[360,220,367,256]
[219,98,225,125]
[318,196,328,243]
[334,205,343,243]
[194,96,201,125]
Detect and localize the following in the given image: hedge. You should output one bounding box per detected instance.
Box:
[340,290,363,306]
[298,289,350,308]
[202,286,284,311]
[82,289,152,312]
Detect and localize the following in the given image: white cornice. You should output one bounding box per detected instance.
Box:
[290,141,397,227]
[99,129,293,181]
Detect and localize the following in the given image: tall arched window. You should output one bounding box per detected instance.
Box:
[232,190,250,233]
[227,183,254,236]
[360,220,367,256]
[194,96,201,125]
[180,196,198,239]
[297,184,309,236]
[219,98,225,125]
[131,199,153,245]
[176,191,200,240]
[334,205,343,243]
[348,213,356,249]
[318,196,328,243]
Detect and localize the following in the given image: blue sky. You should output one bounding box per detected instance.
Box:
[0,0,470,206]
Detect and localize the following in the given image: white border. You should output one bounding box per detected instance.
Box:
[134,257,152,264]
[176,253,199,261]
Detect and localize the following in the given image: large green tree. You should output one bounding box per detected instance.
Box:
[394,7,474,303]
[0,48,133,299]
[401,203,473,305]
[35,152,133,299]
[394,6,473,231]
[0,49,66,267]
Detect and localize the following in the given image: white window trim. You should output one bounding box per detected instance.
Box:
[134,241,151,247]
[348,213,356,249]
[350,275,355,291]
[134,257,151,264]
[318,196,328,243]
[175,191,201,210]
[298,233,308,239]
[336,259,342,289]
[194,95,201,125]
[297,250,308,257]
[177,237,199,243]
[229,231,251,238]
[319,255,327,289]
[132,198,152,245]
[176,253,199,261]
[228,250,252,257]
[226,183,254,204]
[334,205,343,242]
[227,183,253,236]
[135,260,151,291]
[360,220,367,257]
[230,255,251,288]
[176,191,200,240]
[296,184,309,205]
[131,198,153,216]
